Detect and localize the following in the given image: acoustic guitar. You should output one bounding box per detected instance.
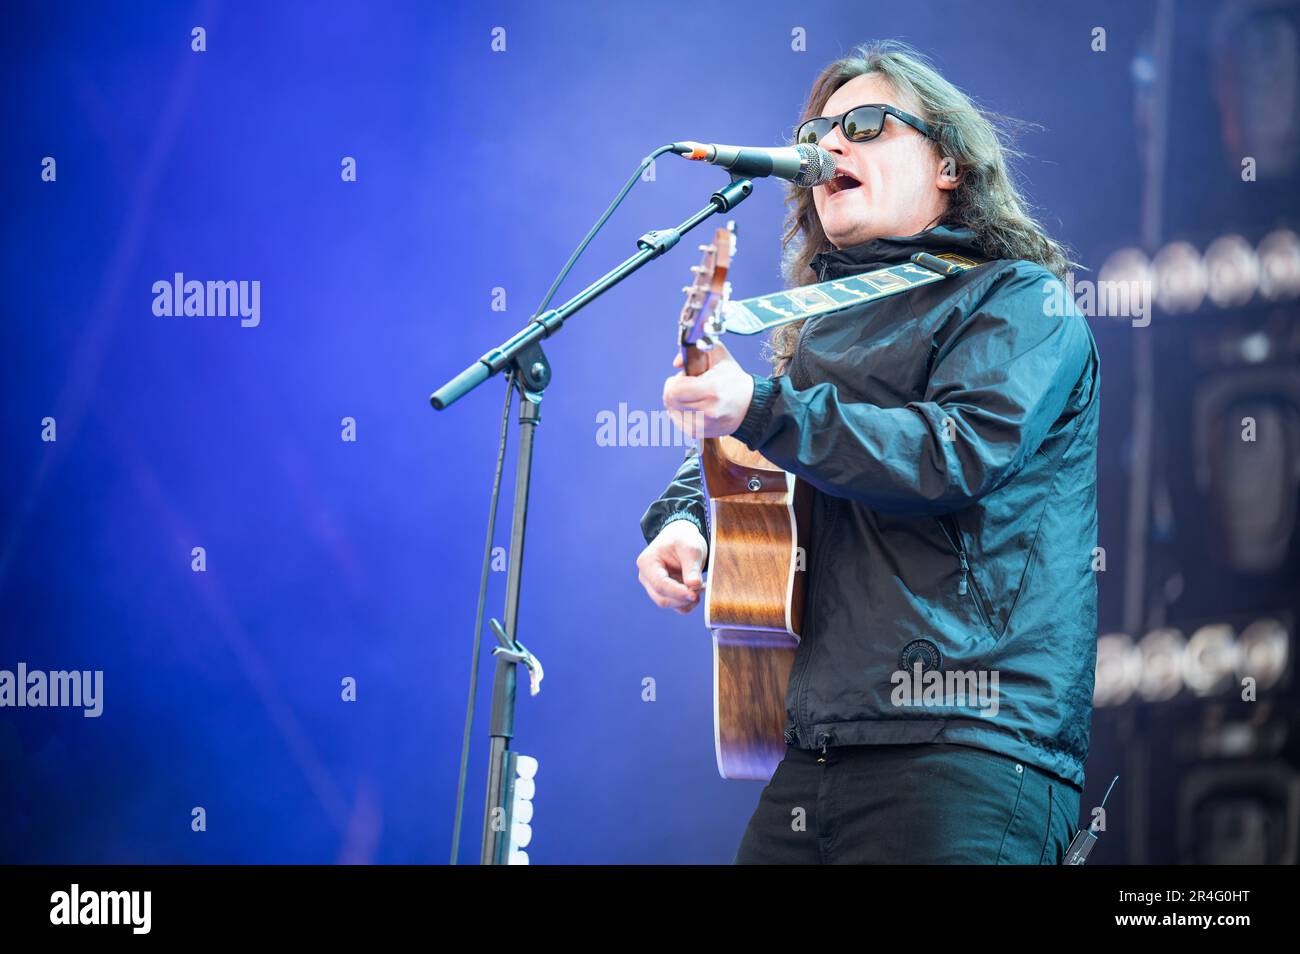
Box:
[677,222,811,781]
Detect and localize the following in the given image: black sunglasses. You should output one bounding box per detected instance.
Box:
[796,103,936,146]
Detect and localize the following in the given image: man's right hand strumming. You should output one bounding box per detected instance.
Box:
[635,518,707,614]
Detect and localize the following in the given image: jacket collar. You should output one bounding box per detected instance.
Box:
[810,225,983,281]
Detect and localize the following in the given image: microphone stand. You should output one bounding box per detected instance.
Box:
[431,173,754,864]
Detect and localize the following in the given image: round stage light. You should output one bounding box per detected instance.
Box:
[1257,228,1300,300]
[1098,247,1155,322]
[1204,235,1260,308]
[1153,242,1208,314]
[1094,633,1142,707]
[1137,627,1187,702]
[1182,623,1239,695]
[1236,617,1290,691]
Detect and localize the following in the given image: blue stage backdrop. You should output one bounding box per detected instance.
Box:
[2,1,1166,863]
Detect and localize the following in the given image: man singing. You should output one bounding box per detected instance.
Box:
[636,41,1100,864]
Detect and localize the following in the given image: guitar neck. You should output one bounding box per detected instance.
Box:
[680,339,712,377]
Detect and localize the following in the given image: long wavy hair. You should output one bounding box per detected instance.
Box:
[768,40,1075,374]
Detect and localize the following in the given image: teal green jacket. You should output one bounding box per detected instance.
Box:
[641,226,1100,789]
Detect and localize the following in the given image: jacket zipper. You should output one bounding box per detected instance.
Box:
[936,515,968,595]
[936,514,994,633]
[787,493,834,749]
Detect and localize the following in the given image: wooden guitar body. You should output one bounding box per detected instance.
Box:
[700,436,810,781]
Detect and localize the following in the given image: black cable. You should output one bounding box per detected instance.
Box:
[533,144,678,316]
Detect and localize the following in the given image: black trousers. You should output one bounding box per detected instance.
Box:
[734,741,1081,864]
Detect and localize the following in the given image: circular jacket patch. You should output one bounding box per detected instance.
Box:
[899,638,942,673]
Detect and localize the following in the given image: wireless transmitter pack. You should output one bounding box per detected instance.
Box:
[1063,775,1119,865]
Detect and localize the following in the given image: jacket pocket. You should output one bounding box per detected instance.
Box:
[935,513,1000,643]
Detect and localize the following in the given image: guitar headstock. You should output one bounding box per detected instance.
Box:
[678,220,737,352]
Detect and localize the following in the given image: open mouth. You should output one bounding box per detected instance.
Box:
[826,172,862,195]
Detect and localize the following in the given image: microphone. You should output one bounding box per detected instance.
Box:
[671,141,836,188]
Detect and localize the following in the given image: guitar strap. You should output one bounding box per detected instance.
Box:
[719,250,986,336]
